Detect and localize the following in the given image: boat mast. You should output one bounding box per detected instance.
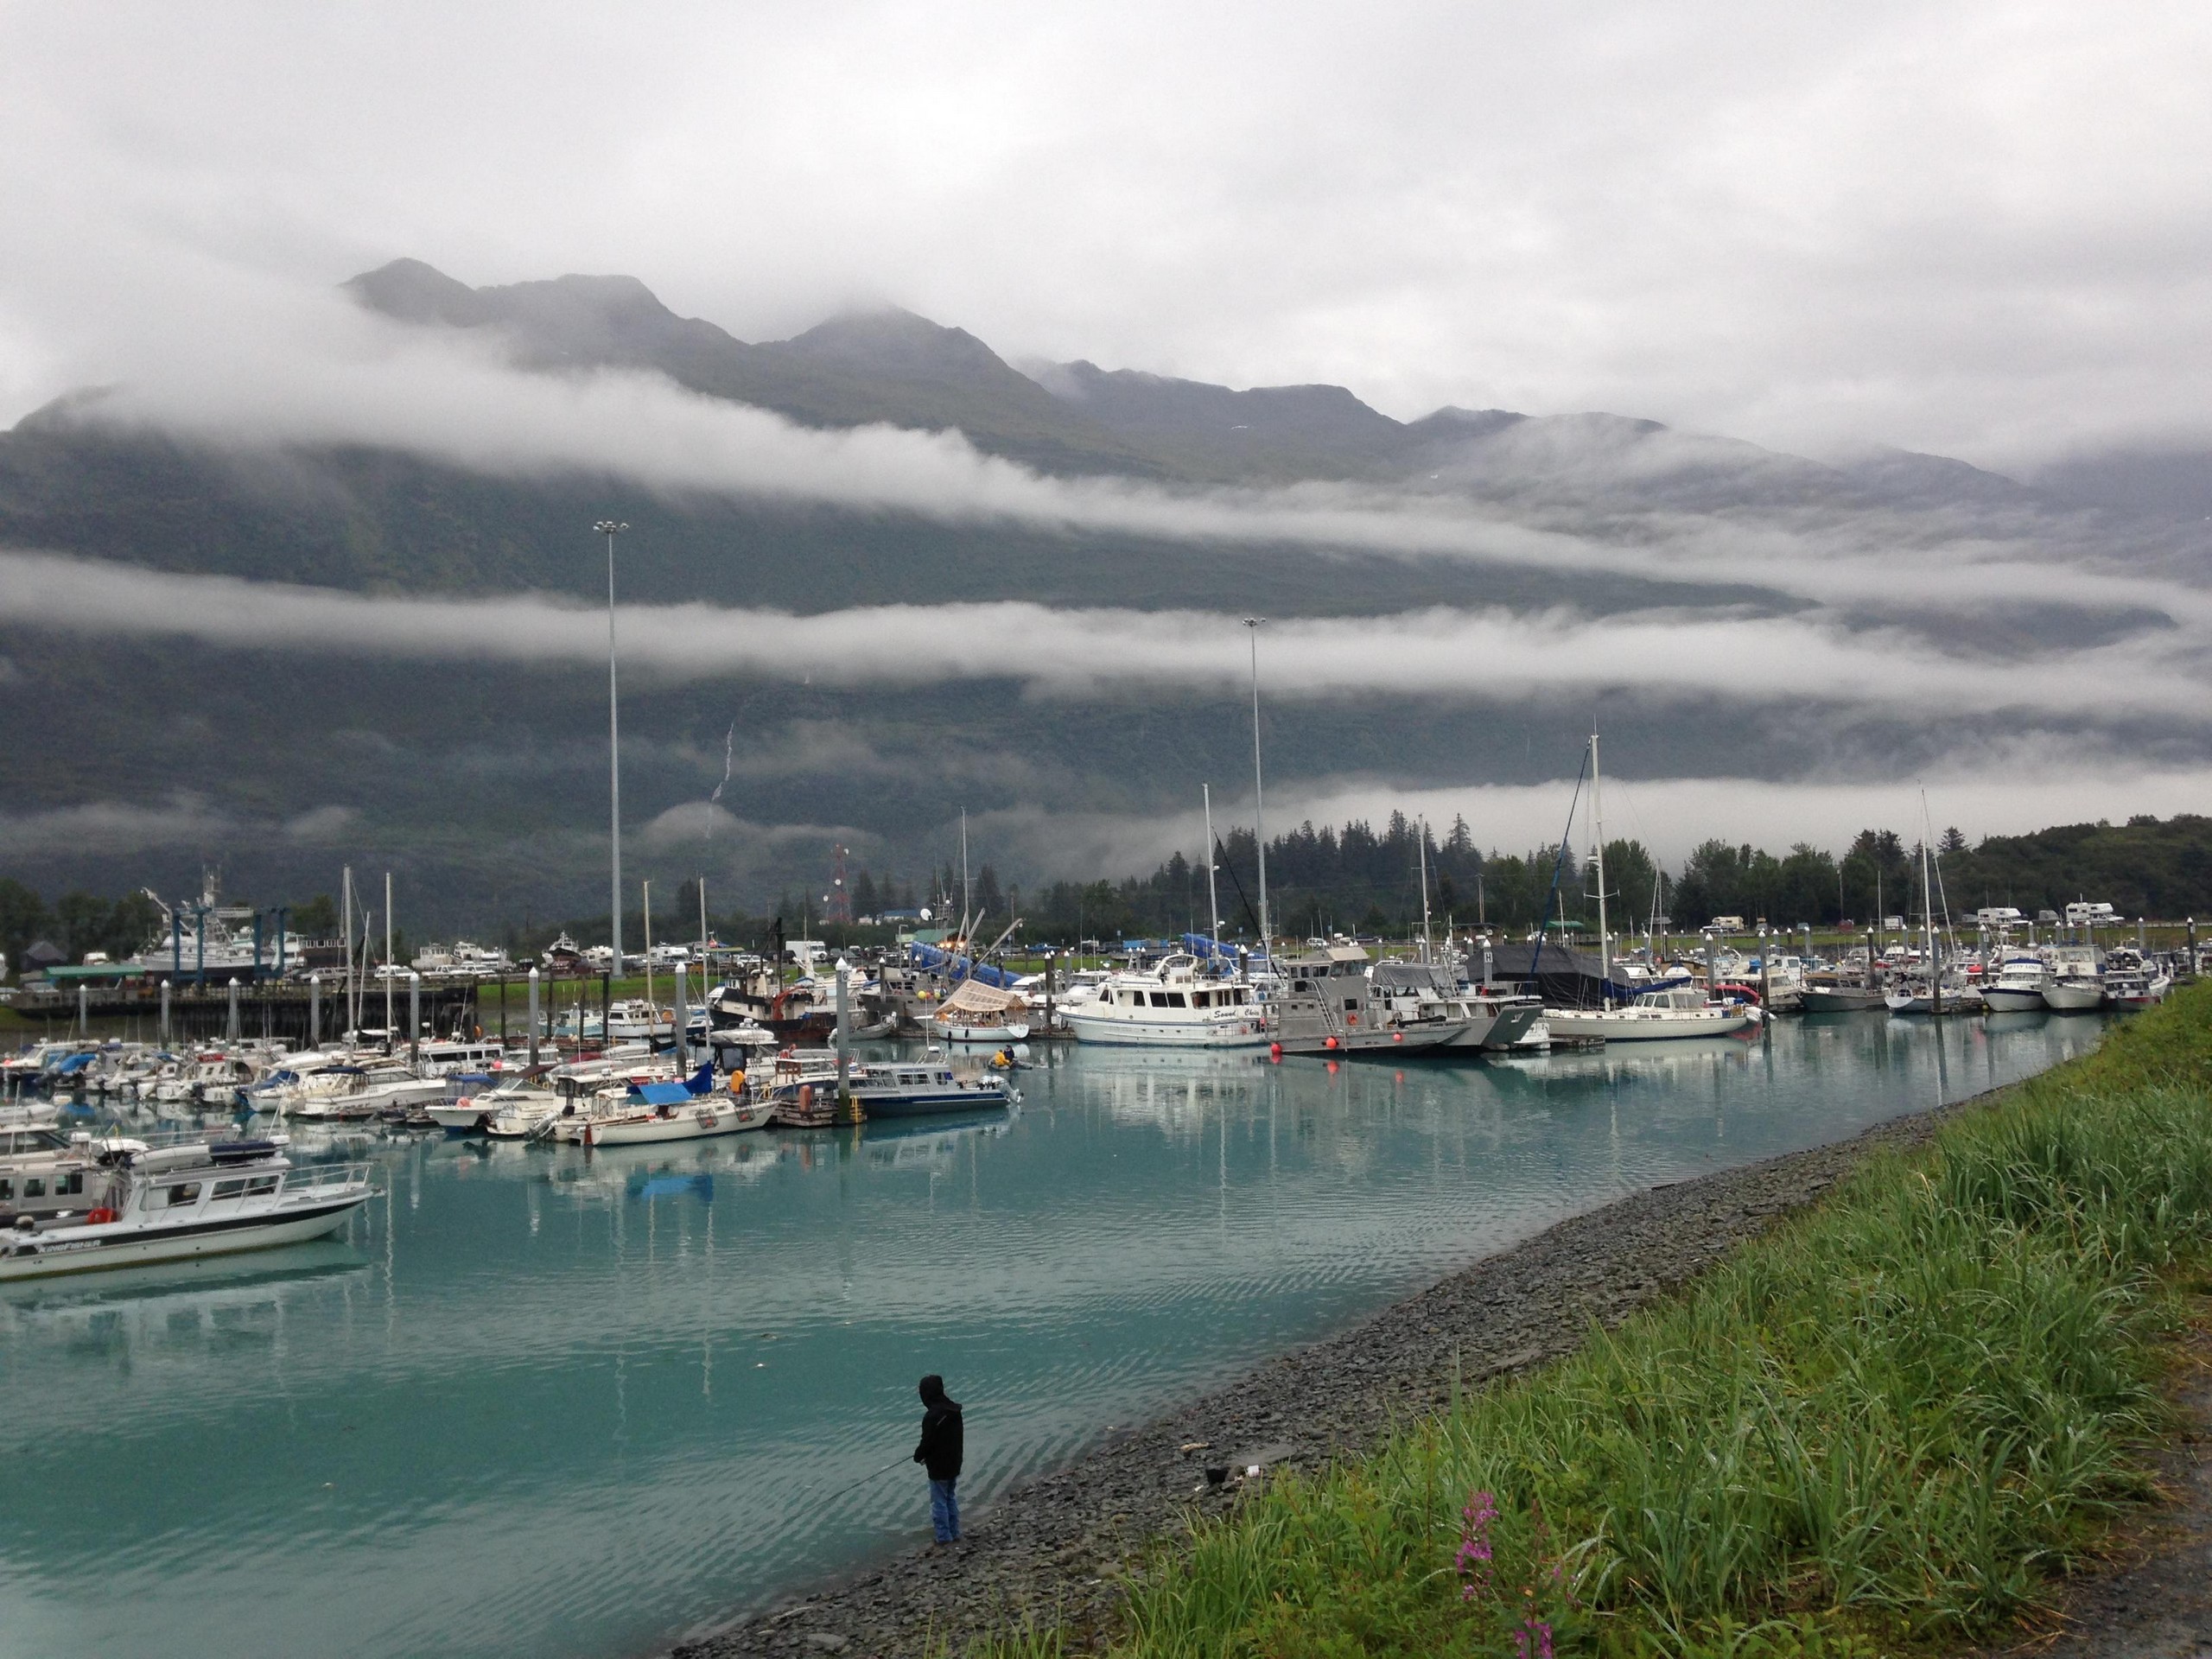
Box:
[1243,618,1270,961]
[597,520,628,987]
[1418,818,1433,964]
[642,879,654,1018]
[959,809,972,944]
[1203,785,1222,953]
[1592,731,1611,1007]
[341,865,353,1043]
[698,875,709,1007]
[384,870,394,1046]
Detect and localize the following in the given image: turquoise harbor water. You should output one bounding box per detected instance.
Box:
[1,1013,2102,1659]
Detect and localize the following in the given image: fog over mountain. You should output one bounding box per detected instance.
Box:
[0,0,2207,931]
[1,248,2209,931]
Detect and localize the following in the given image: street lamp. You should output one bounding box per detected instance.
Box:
[596,520,629,977]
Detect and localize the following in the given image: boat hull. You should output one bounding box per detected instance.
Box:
[855,1087,1012,1118]
[582,1100,772,1145]
[0,1194,371,1281]
[2041,982,2105,1011]
[1064,1013,1271,1047]
[1978,988,2050,1013]
[1800,987,1885,1013]
[1542,1007,1757,1041]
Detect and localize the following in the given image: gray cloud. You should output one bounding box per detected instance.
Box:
[5,3,2212,464]
[2,548,2199,721]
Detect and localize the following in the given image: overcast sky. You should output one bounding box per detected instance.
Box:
[5,1,2212,465]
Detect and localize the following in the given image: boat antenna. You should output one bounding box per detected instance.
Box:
[1417,817,1433,965]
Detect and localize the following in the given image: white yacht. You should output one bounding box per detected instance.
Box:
[2041,944,2105,1011]
[1980,954,2052,1013]
[1544,988,1759,1042]
[1064,955,1270,1047]
[0,1137,373,1281]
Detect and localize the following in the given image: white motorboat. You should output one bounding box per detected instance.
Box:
[1064,955,1270,1047]
[0,1137,373,1281]
[1979,954,2052,1014]
[1883,976,1985,1014]
[582,1071,772,1146]
[606,999,675,1041]
[1269,944,1475,1055]
[1543,988,1759,1042]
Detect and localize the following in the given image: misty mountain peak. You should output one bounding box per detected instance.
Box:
[345,258,496,327]
[772,307,1014,387]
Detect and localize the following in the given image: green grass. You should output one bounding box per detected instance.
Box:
[976,986,2212,1659]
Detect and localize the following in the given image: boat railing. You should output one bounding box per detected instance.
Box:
[286,1161,375,1198]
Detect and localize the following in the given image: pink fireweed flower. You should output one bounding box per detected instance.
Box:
[1455,1490,1497,1600]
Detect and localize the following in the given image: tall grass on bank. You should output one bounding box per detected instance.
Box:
[1033,988,2212,1659]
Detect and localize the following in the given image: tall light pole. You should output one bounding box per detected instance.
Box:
[597,520,629,977]
[1243,617,1269,958]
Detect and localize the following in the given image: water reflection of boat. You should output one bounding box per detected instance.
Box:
[0,1239,366,1314]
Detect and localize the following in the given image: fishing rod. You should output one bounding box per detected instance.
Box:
[805,1454,911,1503]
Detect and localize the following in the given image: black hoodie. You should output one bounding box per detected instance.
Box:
[912,1375,964,1481]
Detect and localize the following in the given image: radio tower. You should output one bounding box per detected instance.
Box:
[826,843,853,925]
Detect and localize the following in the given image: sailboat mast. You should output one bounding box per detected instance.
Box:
[960,810,971,943]
[698,875,709,1007]
[1418,819,1433,964]
[340,865,353,1042]
[642,879,654,1016]
[1203,785,1222,950]
[1591,732,1611,1007]
[384,870,394,1045]
[1243,618,1270,959]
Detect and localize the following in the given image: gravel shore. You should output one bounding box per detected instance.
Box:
[678,1095,1974,1659]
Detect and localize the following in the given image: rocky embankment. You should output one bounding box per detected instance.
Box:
[679,1103,1965,1659]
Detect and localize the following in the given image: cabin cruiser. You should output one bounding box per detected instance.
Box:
[606,999,674,1042]
[0,1124,148,1225]
[1883,972,1986,1015]
[2101,947,2171,1011]
[1366,962,1505,1049]
[1268,944,1474,1055]
[1064,954,1269,1047]
[1544,987,1759,1043]
[581,1066,772,1146]
[2040,944,2105,1011]
[838,1060,1014,1118]
[0,1135,373,1281]
[1980,954,2053,1014]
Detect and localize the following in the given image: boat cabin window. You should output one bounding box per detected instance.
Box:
[54,1171,82,1197]
[1158,991,1187,1007]
[212,1175,280,1199]
[0,1179,11,1200]
[1293,979,1311,993]
[22,1178,44,1198]
[161,1182,202,1208]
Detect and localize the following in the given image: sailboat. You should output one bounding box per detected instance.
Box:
[1539,732,1758,1043]
[1884,804,1983,1014]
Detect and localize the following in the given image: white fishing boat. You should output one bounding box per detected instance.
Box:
[2101,948,2171,1011]
[1544,987,1759,1042]
[0,1137,373,1281]
[1979,954,2052,1014]
[1064,954,1269,1047]
[1270,944,1476,1054]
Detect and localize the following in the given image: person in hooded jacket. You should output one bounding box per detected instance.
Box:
[912,1373,964,1542]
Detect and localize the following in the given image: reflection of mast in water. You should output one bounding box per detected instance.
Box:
[1932,1015,1954,1108]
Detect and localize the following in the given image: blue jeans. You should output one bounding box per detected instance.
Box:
[929,1477,960,1541]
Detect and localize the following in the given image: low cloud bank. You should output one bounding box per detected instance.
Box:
[2,549,2199,721]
